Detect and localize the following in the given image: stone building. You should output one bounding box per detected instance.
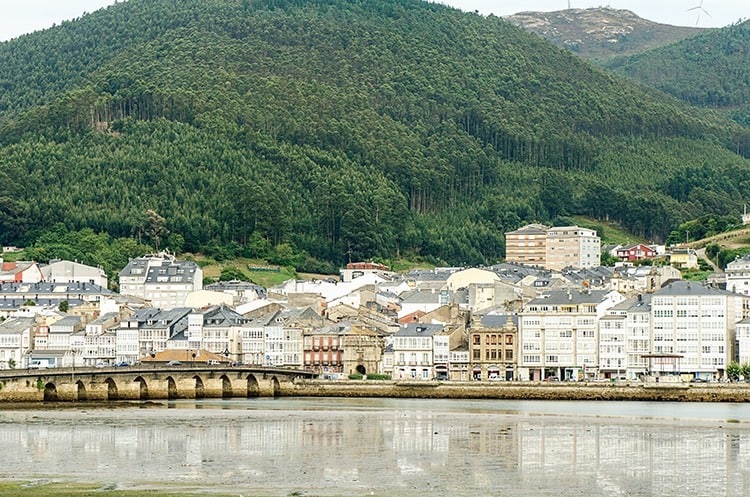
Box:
[468,314,518,381]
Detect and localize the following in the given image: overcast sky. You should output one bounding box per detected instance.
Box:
[0,0,747,42]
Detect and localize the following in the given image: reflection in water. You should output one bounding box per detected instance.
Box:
[0,399,748,496]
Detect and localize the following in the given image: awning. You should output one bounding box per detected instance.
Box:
[435,365,448,372]
[488,365,500,372]
[472,367,481,372]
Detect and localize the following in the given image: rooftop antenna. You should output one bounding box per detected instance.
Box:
[687,0,711,26]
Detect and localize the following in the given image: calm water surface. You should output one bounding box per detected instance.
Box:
[0,398,749,496]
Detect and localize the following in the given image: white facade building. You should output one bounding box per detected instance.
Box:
[725,254,750,296]
[0,317,34,369]
[649,281,746,380]
[119,253,202,310]
[519,289,624,381]
[41,260,108,288]
[737,318,750,365]
[391,323,444,380]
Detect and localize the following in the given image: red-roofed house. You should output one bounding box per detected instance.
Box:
[615,244,656,262]
[0,260,43,283]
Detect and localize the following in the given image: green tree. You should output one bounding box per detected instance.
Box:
[145,209,169,253]
[727,361,741,382]
[741,363,750,382]
[219,267,249,282]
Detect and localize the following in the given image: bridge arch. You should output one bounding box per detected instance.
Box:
[220,375,233,398]
[247,375,260,397]
[167,376,178,399]
[43,382,58,401]
[270,376,280,397]
[106,378,118,400]
[135,376,149,400]
[76,380,87,401]
[193,375,205,399]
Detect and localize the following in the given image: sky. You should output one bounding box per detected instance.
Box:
[0,0,748,42]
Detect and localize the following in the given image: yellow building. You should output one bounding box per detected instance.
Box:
[668,248,698,269]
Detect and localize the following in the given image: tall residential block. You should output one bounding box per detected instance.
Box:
[505,224,601,270]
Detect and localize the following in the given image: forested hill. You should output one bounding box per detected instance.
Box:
[606,20,750,127]
[1,0,750,271]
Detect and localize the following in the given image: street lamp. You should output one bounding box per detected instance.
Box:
[223,348,230,365]
[71,348,78,381]
[150,349,156,369]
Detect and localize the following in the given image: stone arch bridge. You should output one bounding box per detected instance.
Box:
[0,365,316,402]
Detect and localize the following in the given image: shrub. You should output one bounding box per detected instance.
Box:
[348,373,390,380]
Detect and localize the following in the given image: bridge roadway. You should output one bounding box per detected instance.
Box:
[0,365,317,402]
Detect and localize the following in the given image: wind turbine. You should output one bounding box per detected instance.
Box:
[687,0,711,26]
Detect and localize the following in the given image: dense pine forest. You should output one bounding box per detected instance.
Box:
[607,20,750,126]
[1,0,750,273]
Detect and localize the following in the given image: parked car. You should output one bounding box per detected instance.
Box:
[166,360,182,366]
[206,359,220,366]
[29,360,48,369]
[114,361,130,367]
[95,361,107,368]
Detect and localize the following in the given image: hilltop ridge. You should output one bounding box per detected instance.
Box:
[505,7,703,62]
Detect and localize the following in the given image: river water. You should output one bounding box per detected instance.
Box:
[0,398,749,496]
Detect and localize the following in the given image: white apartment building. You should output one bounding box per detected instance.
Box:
[598,313,627,379]
[119,253,202,310]
[650,280,746,380]
[545,226,601,271]
[188,305,248,362]
[391,323,444,380]
[598,296,653,380]
[519,289,624,381]
[0,317,34,369]
[79,312,120,366]
[725,254,750,296]
[623,295,652,378]
[244,308,315,368]
[737,317,750,365]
